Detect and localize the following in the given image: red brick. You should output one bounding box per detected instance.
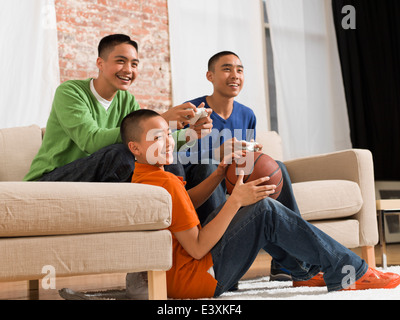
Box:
[55,0,171,109]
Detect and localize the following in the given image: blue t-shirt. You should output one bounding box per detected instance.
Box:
[179,96,256,164]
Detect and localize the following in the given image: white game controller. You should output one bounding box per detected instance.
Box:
[188,108,209,125]
[241,141,261,152]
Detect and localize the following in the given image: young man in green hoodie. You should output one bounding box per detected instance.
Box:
[24,34,212,182]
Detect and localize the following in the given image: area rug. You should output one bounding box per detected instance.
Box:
[216,266,400,300]
[59,266,400,300]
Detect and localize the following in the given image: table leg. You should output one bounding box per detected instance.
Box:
[377,210,388,269]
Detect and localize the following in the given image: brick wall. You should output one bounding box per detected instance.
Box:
[55,0,172,113]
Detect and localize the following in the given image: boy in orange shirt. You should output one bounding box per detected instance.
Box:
[121,109,400,299]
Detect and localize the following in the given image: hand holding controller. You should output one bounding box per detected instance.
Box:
[241,141,261,152]
[188,108,209,125]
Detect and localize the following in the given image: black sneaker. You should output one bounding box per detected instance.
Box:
[269,260,292,281]
[58,288,126,300]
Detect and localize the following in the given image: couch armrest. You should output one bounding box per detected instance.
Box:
[284,149,378,247]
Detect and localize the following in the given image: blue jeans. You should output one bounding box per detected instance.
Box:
[40,144,185,182]
[206,198,368,296]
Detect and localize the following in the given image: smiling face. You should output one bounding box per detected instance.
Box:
[96,42,139,97]
[207,54,244,98]
[128,115,175,168]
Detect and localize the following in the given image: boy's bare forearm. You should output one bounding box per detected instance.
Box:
[175,174,274,261]
[196,196,241,255]
[187,169,225,209]
[175,196,241,260]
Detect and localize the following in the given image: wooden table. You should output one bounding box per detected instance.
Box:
[376,199,400,269]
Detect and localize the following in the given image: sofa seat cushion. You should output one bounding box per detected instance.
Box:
[0,182,171,237]
[292,180,363,221]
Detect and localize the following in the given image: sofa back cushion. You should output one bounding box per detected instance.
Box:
[256,130,284,161]
[292,180,363,221]
[0,125,42,181]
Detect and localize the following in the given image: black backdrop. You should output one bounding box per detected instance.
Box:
[332,0,400,180]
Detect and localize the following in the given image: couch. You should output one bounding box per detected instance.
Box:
[257,131,378,267]
[0,125,378,299]
[0,125,173,300]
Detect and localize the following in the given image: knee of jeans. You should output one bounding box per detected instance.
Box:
[276,160,286,171]
[276,161,291,178]
[105,144,133,158]
[257,197,277,211]
[107,143,129,153]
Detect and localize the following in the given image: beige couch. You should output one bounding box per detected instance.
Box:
[0,125,173,299]
[0,125,378,299]
[258,131,378,267]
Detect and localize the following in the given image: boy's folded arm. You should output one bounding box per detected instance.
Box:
[174,197,241,260]
[174,227,204,260]
[176,175,275,260]
[187,168,225,209]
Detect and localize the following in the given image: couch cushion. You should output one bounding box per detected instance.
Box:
[0,182,171,237]
[0,125,43,181]
[292,180,363,221]
[256,130,283,161]
[311,219,360,248]
[0,230,172,281]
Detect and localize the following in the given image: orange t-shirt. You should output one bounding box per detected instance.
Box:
[132,163,217,299]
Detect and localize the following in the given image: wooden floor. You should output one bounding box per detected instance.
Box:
[1,243,399,300]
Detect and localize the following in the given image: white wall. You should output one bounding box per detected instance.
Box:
[168,0,270,132]
[266,0,352,159]
[0,0,59,129]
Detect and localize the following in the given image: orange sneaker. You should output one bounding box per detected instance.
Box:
[293,272,326,288]
[341,268,400,291]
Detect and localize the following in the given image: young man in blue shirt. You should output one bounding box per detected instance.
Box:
[182,51,300,281]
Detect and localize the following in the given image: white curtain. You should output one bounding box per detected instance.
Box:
[0,0,60,129]
[266,0,351,160]
[168,0,270,132]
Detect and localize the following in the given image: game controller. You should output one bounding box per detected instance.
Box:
[188,108,209,125]
[241,141,261,152]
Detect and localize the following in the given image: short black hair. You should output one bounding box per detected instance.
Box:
[120,109,161,146]
[98,34,138,59]
[208,51,240,71]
